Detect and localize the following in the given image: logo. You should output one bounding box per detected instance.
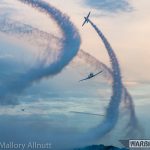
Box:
[120,139,150,149]
[129,140,150,148]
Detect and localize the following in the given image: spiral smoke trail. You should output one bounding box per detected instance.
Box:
[0,0,81,105]
[0,17,140,137]
[0,1,141,147]
[17,0,81,77]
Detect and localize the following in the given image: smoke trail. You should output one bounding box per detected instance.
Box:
[0,18,61,65]
[123,87,143,137]
[0,0,81,105]
[0,18,140,137]
[78,50,141,137]
[0,18,60,48]
[79,21,142,137]
[0,18,56,39]
[17,0,81,76]
[0,4,142,145]
[85,20,123,139]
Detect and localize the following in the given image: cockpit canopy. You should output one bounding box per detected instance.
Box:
[89,73,94,77]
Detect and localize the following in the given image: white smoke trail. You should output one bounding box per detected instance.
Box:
[0,0,81,105]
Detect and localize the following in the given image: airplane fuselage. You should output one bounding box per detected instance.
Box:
[88,74,94,78]
[84,17,89,22]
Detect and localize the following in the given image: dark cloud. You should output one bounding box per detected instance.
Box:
[84,0,133,13]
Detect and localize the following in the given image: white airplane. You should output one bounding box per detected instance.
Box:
[82,11,91,27]
[79,71,103,82]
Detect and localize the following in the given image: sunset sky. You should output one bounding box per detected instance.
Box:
[0,0,150,83]
[0,0,150,149]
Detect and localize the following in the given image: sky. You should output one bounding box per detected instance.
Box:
[50,0,150,83]
[0,0,150,149]
[0,0,150,83]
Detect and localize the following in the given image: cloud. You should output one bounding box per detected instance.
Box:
[84,0,133,13]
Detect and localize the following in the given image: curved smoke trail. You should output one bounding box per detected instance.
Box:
[0,18,61,65]
[78,50,141,137]
[0,18,140,137]
[17,0,81,76]
[85,20,123,139]
[0,18,60,48]
[0,18,58,40]
[0,0,81,105]
[0,1,141,147]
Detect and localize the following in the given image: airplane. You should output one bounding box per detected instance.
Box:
[79,71,103,82]
[21,109,25,111]
[70,111,104,117]
[82,11,91,27]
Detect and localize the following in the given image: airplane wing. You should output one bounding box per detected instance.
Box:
[87,11,91,18]
[79,77,90,82]
[93,71,103,77]
[82,20,87,27]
